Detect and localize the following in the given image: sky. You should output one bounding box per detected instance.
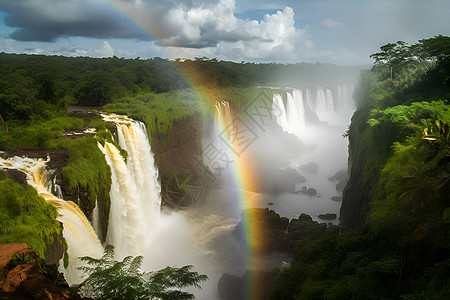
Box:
[0,0,449,65]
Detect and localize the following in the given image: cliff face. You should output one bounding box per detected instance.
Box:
[339,109,373,229]
[151,116,203,182]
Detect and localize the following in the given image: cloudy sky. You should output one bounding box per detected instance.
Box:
[0,0,449,65]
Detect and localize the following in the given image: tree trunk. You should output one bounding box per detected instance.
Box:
[0,114,8,136]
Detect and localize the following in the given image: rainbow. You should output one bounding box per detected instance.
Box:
[99,1,269,298]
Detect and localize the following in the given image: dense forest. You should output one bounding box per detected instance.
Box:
[0,53,359,121]
[0,53,359,147]
[270,35,450,299]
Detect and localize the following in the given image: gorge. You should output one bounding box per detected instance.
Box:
[1,82,355,298]
[1,42,449,299]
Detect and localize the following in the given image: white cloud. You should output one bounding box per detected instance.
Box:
[160,5,310,62]
[321,18,345,29]
[74,49,88,56]
[95,41,115,57]
[0,0,314,62]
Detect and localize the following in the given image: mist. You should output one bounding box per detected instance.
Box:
[150,78,358,298]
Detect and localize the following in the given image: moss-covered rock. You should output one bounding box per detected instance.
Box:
[0,170,65,262]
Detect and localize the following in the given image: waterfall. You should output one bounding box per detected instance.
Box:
[272,85,355,135]
[305,89,314,111]
[325,89,334,113]
[285,92,298,135]
[337,84,354,112]
[92,198,101,238]
[315,88,328,120]
[292,89,305,133]
[272,90,306,138]
[214,100,233,129]
[0,156,103,285]
[99,113,161,259]
[272,93,288,132]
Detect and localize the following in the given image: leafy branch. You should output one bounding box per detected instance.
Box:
[74,245,208,300]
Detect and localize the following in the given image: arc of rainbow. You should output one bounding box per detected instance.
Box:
[98,1,268,298]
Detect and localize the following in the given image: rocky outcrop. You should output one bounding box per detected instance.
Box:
[297,186,318,196]
[43,223,66,266]
[233,208,290,255]
[318,213,337,220]
[0,243,89,300]
[3,169,27,186]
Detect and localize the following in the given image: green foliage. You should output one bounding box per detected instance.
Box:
[273,36,450,300]
[74,245,208,300]
[75,71,122,106]
[62,137,111,208]
[103,87,261,140]
[104,89,206,139]
[370,41,413,80]
[370,35,450,93]
[0,171,61,259]
[0,116,84,150]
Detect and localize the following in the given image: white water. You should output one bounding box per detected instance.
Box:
[203,100,235,178]
[0,156,103,284]
[273,85,355,138]
[273,93,288,131]
[99,113,161,259]
[266,85,356,226]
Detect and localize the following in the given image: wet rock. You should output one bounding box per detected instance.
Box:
[307,187,317,195]
[4,169,27,186]
[218,269,279,300]
[0,243,88,300]
[43,223,65,265]
[297,186,317,196]
[331,196,342,202]
[218,273,243,300]
[318,213,337,220]
[233,208,290,254]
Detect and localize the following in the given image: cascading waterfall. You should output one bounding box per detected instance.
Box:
[273,89,306,138]
[272,85,355,137]
[315,88,328,120]
[214,100,233,130]
[305,89,314,112]
[285,92,299,136]
[206,100,233,145]
[325,88,334,113]
[272,93,288,132]
[92,199,101,238]
[99,113,161,259]
[204,100,233,166]
[337,84,354,112]
[0,156,103,285]
[292,89,306,132]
